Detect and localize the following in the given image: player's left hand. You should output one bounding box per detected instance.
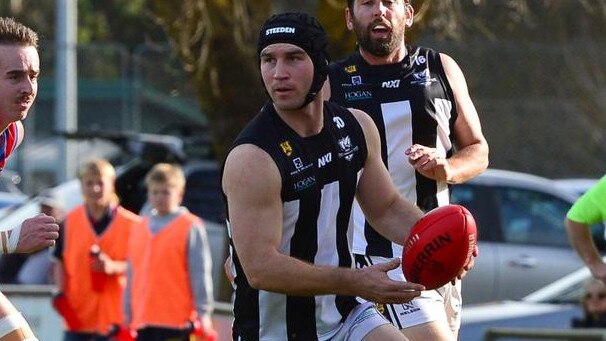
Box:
[454,244,478,283]
[405,144,451,181]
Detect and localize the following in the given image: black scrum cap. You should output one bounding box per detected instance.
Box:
[257,12,330,107]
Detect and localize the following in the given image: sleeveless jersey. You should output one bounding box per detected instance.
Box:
[329,46,458,258]
[222,101,368,341]
[0,122,19,171]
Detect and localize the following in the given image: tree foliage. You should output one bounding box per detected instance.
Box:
[4,0,605,175]
[148,0,270,159]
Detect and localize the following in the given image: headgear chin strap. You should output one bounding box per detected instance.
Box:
[258,12,330,108]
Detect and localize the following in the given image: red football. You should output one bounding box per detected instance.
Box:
[402,204,477,290]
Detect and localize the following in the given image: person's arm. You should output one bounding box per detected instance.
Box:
[565,176,606,280]
[90,251,127,275]
[406,53,489,184]
[223,144,424,303]
[0,214,60,254]
[351,109,424,244]
[122,261,133,326]
[565,218,606,278]
[187,222,214,319]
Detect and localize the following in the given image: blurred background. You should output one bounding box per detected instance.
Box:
[1,0,604,195]
[1,1,606,339]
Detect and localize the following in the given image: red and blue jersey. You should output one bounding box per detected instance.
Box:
[0,122,19,171]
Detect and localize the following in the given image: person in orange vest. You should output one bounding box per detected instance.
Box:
[51,158,140,341]
[123,163,215,341]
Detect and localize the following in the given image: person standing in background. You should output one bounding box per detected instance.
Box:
[123,163,215,341]
[52,159,140,341]
[572,278,606,328]
[0,16,60,341]
[327,0,489,339]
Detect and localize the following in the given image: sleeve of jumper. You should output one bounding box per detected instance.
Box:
[187,221,214,318]
[122,261,133,325]
[567,175,606,225]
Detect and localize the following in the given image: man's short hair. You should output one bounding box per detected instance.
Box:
[0,17,38,48]
[145,163,186,190]
[77,158,116,180]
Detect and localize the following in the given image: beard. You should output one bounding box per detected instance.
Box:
[353,18,405,57]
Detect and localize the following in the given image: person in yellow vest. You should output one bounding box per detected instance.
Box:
[123,163,215,341]
[51,158,140,341]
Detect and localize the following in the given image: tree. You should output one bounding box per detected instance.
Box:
[148,0,271,159]
[149,0,606,176]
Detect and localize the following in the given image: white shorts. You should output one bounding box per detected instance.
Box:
[326,302,390,341]
[354,254,462,332]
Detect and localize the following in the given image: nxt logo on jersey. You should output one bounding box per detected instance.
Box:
[382,79,401,88]
[317,152,332,168]
[280,141,293,156]
[344,90,372,101]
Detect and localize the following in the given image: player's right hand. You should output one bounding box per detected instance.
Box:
[357,258,425,304]
[16,213,59,253]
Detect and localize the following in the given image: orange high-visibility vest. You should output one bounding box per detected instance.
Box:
[62,205,140,334]
[129,212,202,330]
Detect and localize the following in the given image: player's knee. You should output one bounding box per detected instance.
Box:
[0,313,38,341]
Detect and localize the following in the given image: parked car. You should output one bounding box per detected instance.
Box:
[460,261,598,341]
[451,169,604,304]
[0,131,229,300]
[554,178,599,197]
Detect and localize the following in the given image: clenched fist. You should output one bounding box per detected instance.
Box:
[15,213,60,253]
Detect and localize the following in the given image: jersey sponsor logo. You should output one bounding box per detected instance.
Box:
[410,68,437,86]
[344,90,372,101]
[280,141,293,156]
[265,27,295,36]
[290,157,313,176]
[337,136,359,161]
[351,75,362,85]
[381,79,401,88]
[399,302,421,316]
[345,65,357,74]
[317,152,332,168]
[294,175,316,192]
